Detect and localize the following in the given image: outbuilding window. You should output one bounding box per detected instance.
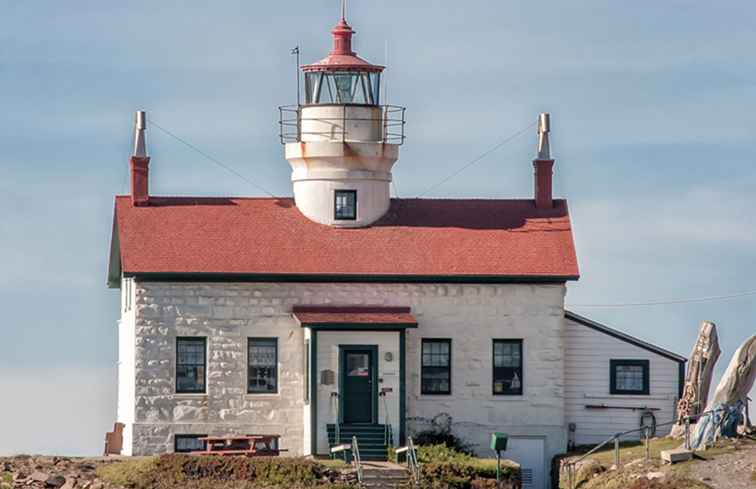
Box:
[174,435,207,453]
[248,338,278,394]
[493,339,523,395]
[421,339,451,395]
[335,190,357,220]
[610,359,650,395]
[176,337,206,394]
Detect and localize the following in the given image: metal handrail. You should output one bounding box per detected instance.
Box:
[563,407,732,489]
[352,436,363,485]
[278,104,406,145]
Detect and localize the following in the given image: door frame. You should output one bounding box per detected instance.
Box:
[338,345,379,424]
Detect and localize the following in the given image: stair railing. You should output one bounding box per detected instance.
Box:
[396,437,421,485]
[352,435,364,484]
[330,392,341,454]
[381,391,393,447]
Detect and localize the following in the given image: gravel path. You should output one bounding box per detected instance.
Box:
[690,442,756,489]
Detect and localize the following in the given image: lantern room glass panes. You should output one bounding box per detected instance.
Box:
[305,71,381,105]
[493,340,523,395]
[248,338,278,394]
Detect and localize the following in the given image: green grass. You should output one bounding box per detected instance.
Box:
[314,459,349,470]
[571,438,681,467]
[97,458,158,487]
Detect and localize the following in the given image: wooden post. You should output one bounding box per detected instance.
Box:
[644,427,650,463]
[614,438,620,468]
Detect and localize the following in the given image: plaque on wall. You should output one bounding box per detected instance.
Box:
[320,369,336,385]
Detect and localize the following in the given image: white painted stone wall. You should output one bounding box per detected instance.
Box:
[117,277,137,456]
[125,281,567,462]
[130,283,306,456]
[564,318,681,445]
[315,331,401,453]
[405,284,568,466]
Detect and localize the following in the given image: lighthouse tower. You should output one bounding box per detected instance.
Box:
[282,10,405,228]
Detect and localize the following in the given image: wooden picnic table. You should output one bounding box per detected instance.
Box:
[191,435,284,457]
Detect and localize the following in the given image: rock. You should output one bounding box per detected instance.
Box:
[31,471,50,482]
[61,480,77,489]
[45,475,66,488]
[646,472,665,480]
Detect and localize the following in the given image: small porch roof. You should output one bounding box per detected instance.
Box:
[293,306,418,330]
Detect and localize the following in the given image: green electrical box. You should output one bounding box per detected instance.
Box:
[490,432,508,452]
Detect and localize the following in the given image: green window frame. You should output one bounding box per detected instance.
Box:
[334,190,357,220]
[248,338,278,394]
[610,359,650,395]
[176,337,207,394]
[304,339,310,404]
[174,434,207,453]
[493,339,523,396]
[421,339,451,395]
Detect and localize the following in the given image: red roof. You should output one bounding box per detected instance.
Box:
[109,196,579,285]
[292,306,417,327]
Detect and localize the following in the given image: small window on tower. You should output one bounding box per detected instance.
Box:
[335,190,357,220]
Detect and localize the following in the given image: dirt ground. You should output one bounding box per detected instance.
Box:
[689,441,756,489]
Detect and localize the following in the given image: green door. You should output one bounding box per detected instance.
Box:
[341,347,376,424]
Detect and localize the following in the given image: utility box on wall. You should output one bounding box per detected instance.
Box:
[490,432,509,452]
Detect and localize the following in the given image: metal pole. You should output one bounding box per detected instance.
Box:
[684,417,691,450]
[614,438,620,468]
[496,451,501,482]
[295,46,301,107]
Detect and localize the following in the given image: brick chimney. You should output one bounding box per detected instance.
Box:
[533,113,554,209]
[130,111,150,207]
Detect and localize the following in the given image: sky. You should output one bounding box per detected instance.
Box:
[0,1,754,456]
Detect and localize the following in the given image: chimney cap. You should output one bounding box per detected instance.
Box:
[133,110,147,158]
[536,112,551,161]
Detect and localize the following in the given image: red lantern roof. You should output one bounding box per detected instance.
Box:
[302,17,384,73]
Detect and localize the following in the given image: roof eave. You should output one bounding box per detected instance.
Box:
[565,310,687,363]
[126,272,580,284]
[106,208,122,289]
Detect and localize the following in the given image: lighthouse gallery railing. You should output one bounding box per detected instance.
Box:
[279,104,406,145]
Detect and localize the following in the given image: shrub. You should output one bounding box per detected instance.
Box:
[415,445,519,489]
[413,413,475,455]
[97,455,353,489]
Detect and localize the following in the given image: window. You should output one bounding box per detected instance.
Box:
[610,359,650,395]
[334,190,357,220]
[421,339,451,395]
[493,340,523,395]
[248,338,278,394]
[174,435,207,453]
[176,337,206,394]
[305,71,380,105]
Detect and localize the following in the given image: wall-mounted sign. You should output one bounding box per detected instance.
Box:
[320,369,335,385]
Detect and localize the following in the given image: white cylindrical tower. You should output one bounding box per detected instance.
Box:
[281,14,405,228]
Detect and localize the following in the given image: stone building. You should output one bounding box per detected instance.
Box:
[106,12,686,489]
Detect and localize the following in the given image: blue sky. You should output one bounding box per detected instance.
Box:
[1,1,754,455]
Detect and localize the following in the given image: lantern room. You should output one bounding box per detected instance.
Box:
[281,11,405,229]
[301,18,384,106]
